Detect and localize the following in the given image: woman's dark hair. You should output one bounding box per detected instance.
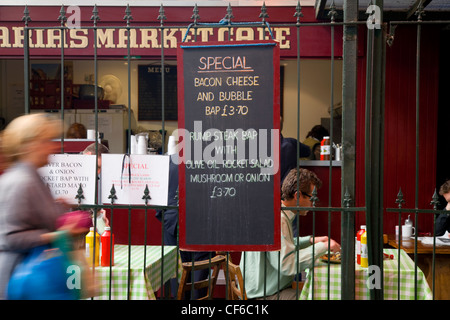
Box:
[306,125,329,141]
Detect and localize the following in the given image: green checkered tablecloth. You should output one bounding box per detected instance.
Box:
[91,245,179,300]
[299,249,432,300]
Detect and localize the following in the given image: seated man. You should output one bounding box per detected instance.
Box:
[435,179,450,236]
[240,168,341,300]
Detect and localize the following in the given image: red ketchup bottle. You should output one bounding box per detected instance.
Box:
[356,225,366,265]
[320,136,331,160]
[101,227,115,267]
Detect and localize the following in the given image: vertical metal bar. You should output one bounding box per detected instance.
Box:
[124,5,133,300]
[92,6,99,205]
[92,208,98,298]
[190,255,195,299]
[242,252,246,299]
[395,189,404,299]
[327,2,337,299]
[431,190,439,300]
[90,6,100,301]
[61,36,65,153]
[398,211,402,299]
[124,5,132,154]
[158,28,172,295]
[226,4,233,42]
[93,36,99,162]
[311,207,316,299]
[143,208,148,289]
[366,0,385,300]
[365,6,374,280]
[225,253,230,300]
[295,12,301,167]
[159,17,167,298]
[127,207,131,300]
[23,6,31,114]
[263,251,267,300]
[160,7,166,155]
[341,0,358,300]
[294,1,302,301]
[310,189,318,298]
[192,4,199,42]
[365,5,374,299]
[176,214,180,294]
[143,192,148,276]
[207,253,212,300]
[432,213,436,300]
[109,204,114,300]
[60,27,65,129]
[59,7,66,154]
[414,6,424,300]
[277,251,281,300]
[160,209,166,298]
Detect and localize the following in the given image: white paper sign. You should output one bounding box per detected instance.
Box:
[101,154,169,205]
[39,154,97,205]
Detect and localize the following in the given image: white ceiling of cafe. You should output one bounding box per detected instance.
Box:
[316,0,450,20]
[323,0,450,11]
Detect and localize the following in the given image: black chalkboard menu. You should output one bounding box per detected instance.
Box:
[138,65,177,121]
[177,41,281,251]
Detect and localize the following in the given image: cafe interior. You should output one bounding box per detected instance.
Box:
[1,0,450,301]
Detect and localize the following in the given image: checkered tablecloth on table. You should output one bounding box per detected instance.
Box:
[91,245,179,300]
[299,248,432,300]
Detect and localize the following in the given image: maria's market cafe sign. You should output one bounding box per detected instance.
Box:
[0,23,340,58]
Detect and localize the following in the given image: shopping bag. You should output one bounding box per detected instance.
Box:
[6,244,77,300]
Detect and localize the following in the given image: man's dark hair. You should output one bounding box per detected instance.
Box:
[282,168,322,200]
[439,180,450,196]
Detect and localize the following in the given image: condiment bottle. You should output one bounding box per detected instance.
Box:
[101,227,115,267]
[85,227,100,267]
[360,229,368,268]
[405,215,413,227]
[356,225,366,265]
[320,136,331,161]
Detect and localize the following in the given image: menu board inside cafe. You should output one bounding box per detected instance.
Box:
[138,64,178,121]
[177,41,281,251]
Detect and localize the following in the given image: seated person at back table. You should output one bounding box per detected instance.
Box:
[66,122,87,139]
[301,125,329,160]
[240,168,341,300]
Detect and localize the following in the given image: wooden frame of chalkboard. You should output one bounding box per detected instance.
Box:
[177,40,281,251]
[138,64,177,121]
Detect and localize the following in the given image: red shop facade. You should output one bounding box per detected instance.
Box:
[0,4,447,245]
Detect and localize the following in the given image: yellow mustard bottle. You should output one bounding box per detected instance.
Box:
[85,227,100,267]
[360,230,368,268]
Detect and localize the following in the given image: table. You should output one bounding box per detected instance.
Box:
[388,234,450,300]
[299,249,432,300]
[91,245,179,300]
